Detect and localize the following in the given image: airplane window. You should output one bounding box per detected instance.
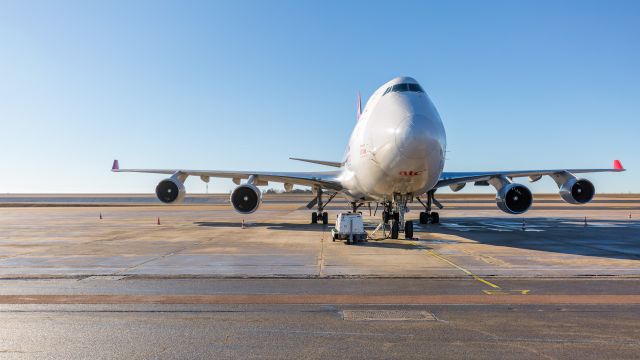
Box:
[384,83,423,96]
[392,84,409,92]
[408,83,424,93]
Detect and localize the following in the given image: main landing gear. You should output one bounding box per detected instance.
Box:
[311,211,328,225]
[307,188,336,225]
[417,190,442,225]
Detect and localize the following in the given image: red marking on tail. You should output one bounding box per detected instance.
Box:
[614,160,624,170]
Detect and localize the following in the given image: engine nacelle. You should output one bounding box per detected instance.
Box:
[230,184,262,214]
[496,183,533,214]
[155,178,186,204]
[559,178,595,204]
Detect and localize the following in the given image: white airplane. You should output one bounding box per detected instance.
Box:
[112,76,625,239]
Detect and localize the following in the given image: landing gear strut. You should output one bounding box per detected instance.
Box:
[417,190,441,225]
[350,202,364,213]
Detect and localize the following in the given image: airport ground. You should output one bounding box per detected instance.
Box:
[0,194,639,359]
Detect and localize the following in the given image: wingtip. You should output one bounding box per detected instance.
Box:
[613,159,624,171]
[111,159,119,171]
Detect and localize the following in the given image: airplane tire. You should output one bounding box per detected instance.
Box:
[430,212,440,224]
[405,220,414,239]
[311,212,318,224]
[322,212,328,225]
[419,212,429,224]
[391,221,399,239]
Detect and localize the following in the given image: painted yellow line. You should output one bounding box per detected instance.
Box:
[483,289,530,295]
[410,242,501,289]
[426,249,501,289]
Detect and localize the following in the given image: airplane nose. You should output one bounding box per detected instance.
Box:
[395,114,437,160]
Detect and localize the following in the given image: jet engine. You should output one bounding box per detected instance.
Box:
[496,183,533,214]
[155,178,186,204]
[230,184,262,214]
[559,178,595,204]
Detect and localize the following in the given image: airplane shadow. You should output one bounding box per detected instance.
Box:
[350,241,423,250]
[194,217,640,260]
[194,221,328,232]
[414,217,640,261]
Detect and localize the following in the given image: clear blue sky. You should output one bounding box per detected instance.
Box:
[0,1,638,194]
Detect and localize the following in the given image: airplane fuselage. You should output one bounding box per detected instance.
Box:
[338,77,447,201]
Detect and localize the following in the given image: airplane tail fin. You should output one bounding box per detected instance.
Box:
[289,157,343,168]
[356,92,361,121]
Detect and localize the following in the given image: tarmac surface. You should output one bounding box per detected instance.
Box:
[0,194,639,359]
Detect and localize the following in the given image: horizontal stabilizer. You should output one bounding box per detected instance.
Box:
[289,157,343,168]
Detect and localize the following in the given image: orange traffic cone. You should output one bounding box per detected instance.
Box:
[157,217,161,225]
[99,213,102,220]
[241,219,245,229]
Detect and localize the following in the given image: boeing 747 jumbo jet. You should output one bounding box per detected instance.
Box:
[112,76,625,239]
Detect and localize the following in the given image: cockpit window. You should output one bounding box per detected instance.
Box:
[392,83,409,92]
[383,83,424,96]
[408,83,424,92]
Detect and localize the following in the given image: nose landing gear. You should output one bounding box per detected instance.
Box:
[404,220,414,239]
[390,220,399,239]
[380,197,414,240]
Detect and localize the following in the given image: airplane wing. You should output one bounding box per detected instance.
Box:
[435,160,625,190]
[111,160,343,191]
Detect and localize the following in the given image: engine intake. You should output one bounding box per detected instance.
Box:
[230,184,262,214]
[560,178,595,204]
[496,183,533,214]
[155,178,186,204]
